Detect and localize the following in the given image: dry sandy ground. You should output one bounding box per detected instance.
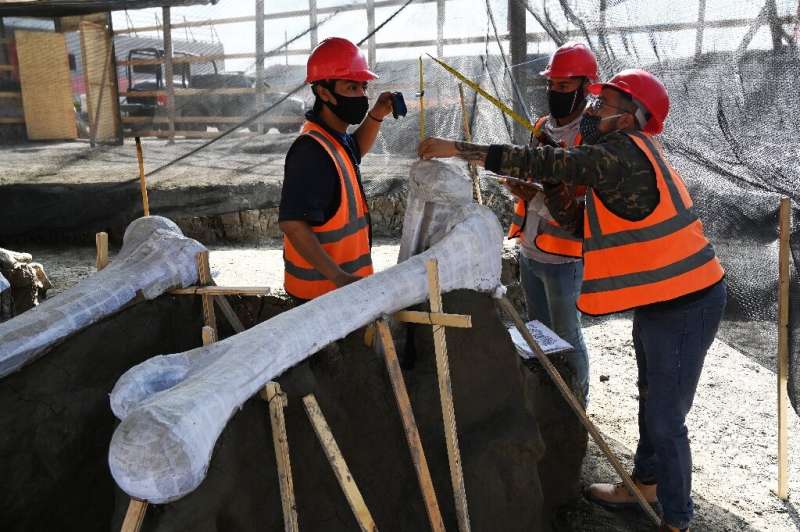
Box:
[21,241,800,531]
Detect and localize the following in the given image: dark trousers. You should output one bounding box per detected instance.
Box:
[631,281,727,529]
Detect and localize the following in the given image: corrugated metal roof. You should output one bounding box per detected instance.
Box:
[0,1,218,18]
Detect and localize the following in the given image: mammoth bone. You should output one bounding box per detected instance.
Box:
[108,160,503,503]
[0,217,205,378]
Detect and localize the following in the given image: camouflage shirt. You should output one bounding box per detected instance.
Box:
[485,131,659,236]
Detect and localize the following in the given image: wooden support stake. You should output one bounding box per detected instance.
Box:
[214,296,245,334]
[394,310,472,329]
[458,82,483,205]
[201,325,217,346]
[264,382,299,532]
[96,232,109,271]
[425,259,471,532]
[303,394,378,532]
[134,137,150,216]
[376,320,445,531]
[776,196,791,500]
[120,498,147,532]
[418,56,425,142]
[169,285,270,296]
[162,6,176,143]
[496,296,662,525]
[196,251,217,335]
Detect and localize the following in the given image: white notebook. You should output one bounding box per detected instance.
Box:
[508,320,573,359]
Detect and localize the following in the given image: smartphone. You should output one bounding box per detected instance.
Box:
[391,92,407,119]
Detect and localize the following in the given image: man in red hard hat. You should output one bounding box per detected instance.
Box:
[506,41,597,405]
[418,68,726,532]
[280,37,394,301]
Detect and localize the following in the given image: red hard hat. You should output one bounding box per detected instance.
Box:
[540,41,598,80]
[305,37,378,84]
[588,69,669,134]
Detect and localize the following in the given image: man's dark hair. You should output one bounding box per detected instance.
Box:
[311,80,335,114]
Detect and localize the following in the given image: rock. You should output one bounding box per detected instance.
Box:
[600,375,610,383]
[0,247,51,319]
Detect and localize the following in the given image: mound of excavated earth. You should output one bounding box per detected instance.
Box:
[1,289,586,531]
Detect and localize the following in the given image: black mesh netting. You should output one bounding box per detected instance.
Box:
[0,0,798,412]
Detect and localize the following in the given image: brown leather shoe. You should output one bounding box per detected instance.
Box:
[584,478,658,510]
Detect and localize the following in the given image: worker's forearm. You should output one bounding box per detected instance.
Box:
[453,141,490,166]
[280,221,346,282]
[485,143,616,188]
[354,114,382,156]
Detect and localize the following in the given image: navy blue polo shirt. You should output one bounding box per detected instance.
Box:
[279,111,364,226]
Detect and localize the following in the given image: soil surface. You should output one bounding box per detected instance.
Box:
[27,239,800,531]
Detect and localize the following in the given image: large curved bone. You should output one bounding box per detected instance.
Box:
[0,217,205,378]
[108,162,503,504]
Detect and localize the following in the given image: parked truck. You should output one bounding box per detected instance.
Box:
[120,48,305,134]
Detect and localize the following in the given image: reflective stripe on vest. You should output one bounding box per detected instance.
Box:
[577,131,724,316]
[283,122,373,300]
[506,117,550,240]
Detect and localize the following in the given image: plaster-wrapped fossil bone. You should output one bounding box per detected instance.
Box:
[0,217,205,378]
[108,160,503,503]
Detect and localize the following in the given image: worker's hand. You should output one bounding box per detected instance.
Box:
[417,137,458,160]
[502,178,539,202]
[371,91,394,120]
[333,271,361,288]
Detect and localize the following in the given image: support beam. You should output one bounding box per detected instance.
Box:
[195,251,216,336]
[436,0,445,57]
[426,259,471,532]
[120,498,147,532]
[776,197,791,500]
[264,382,299,532]
[309,0,318,49]
[303,395,377,531]
[695,0,706,57]
[376,320,445,532]
[255,0,265,134]
[507,0,528,144]
[393,310,471,328]
[768,0,783,50]
[366,0,376,68]
[162,6,176,143]
[95,232,109,271]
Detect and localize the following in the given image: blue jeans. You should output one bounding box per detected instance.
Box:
[518,253,590,402]
[632,280,727,529]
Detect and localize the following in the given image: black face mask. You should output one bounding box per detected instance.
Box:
[324,92,369,125]
[579,114,603,145]
[548,86,584,119]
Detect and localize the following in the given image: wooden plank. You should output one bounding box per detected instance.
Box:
[95,232,109,271]
[393,310,472,329]
[425,259,471,532]
[214,296,245,334]
[0,116,23,123]
[162,7,175,142]
[366,0,376,68]
[169,285,271,296]
[309,0,318,49]
[0,91,21,98]
[80,21,120,144]
[695,0,707,57]
[264,382,300,532]
[15,30,76,140]
[376,320,445,532]
[201,325,217,345]
[123,130,258,139]
[196,251,217,334]
[436,0,445,57]
[255,0,265,134]
[134,137,150,216]
[0,64,15,71]
[120,87,258,97]
[122,115,300,125]
[112,0,439,35]
[496,296,662,525]
[776,196,791,500]
[303,394,378,532]
[458,82,483,205]
[120,498,148,532]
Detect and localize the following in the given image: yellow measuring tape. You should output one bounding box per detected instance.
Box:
[426,53,536,134]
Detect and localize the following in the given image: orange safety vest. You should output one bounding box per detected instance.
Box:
[577,131,725,316]
[283,121,373,300]
[507,115,584,258]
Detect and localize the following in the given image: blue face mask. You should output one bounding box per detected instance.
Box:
[579,113,625,144]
